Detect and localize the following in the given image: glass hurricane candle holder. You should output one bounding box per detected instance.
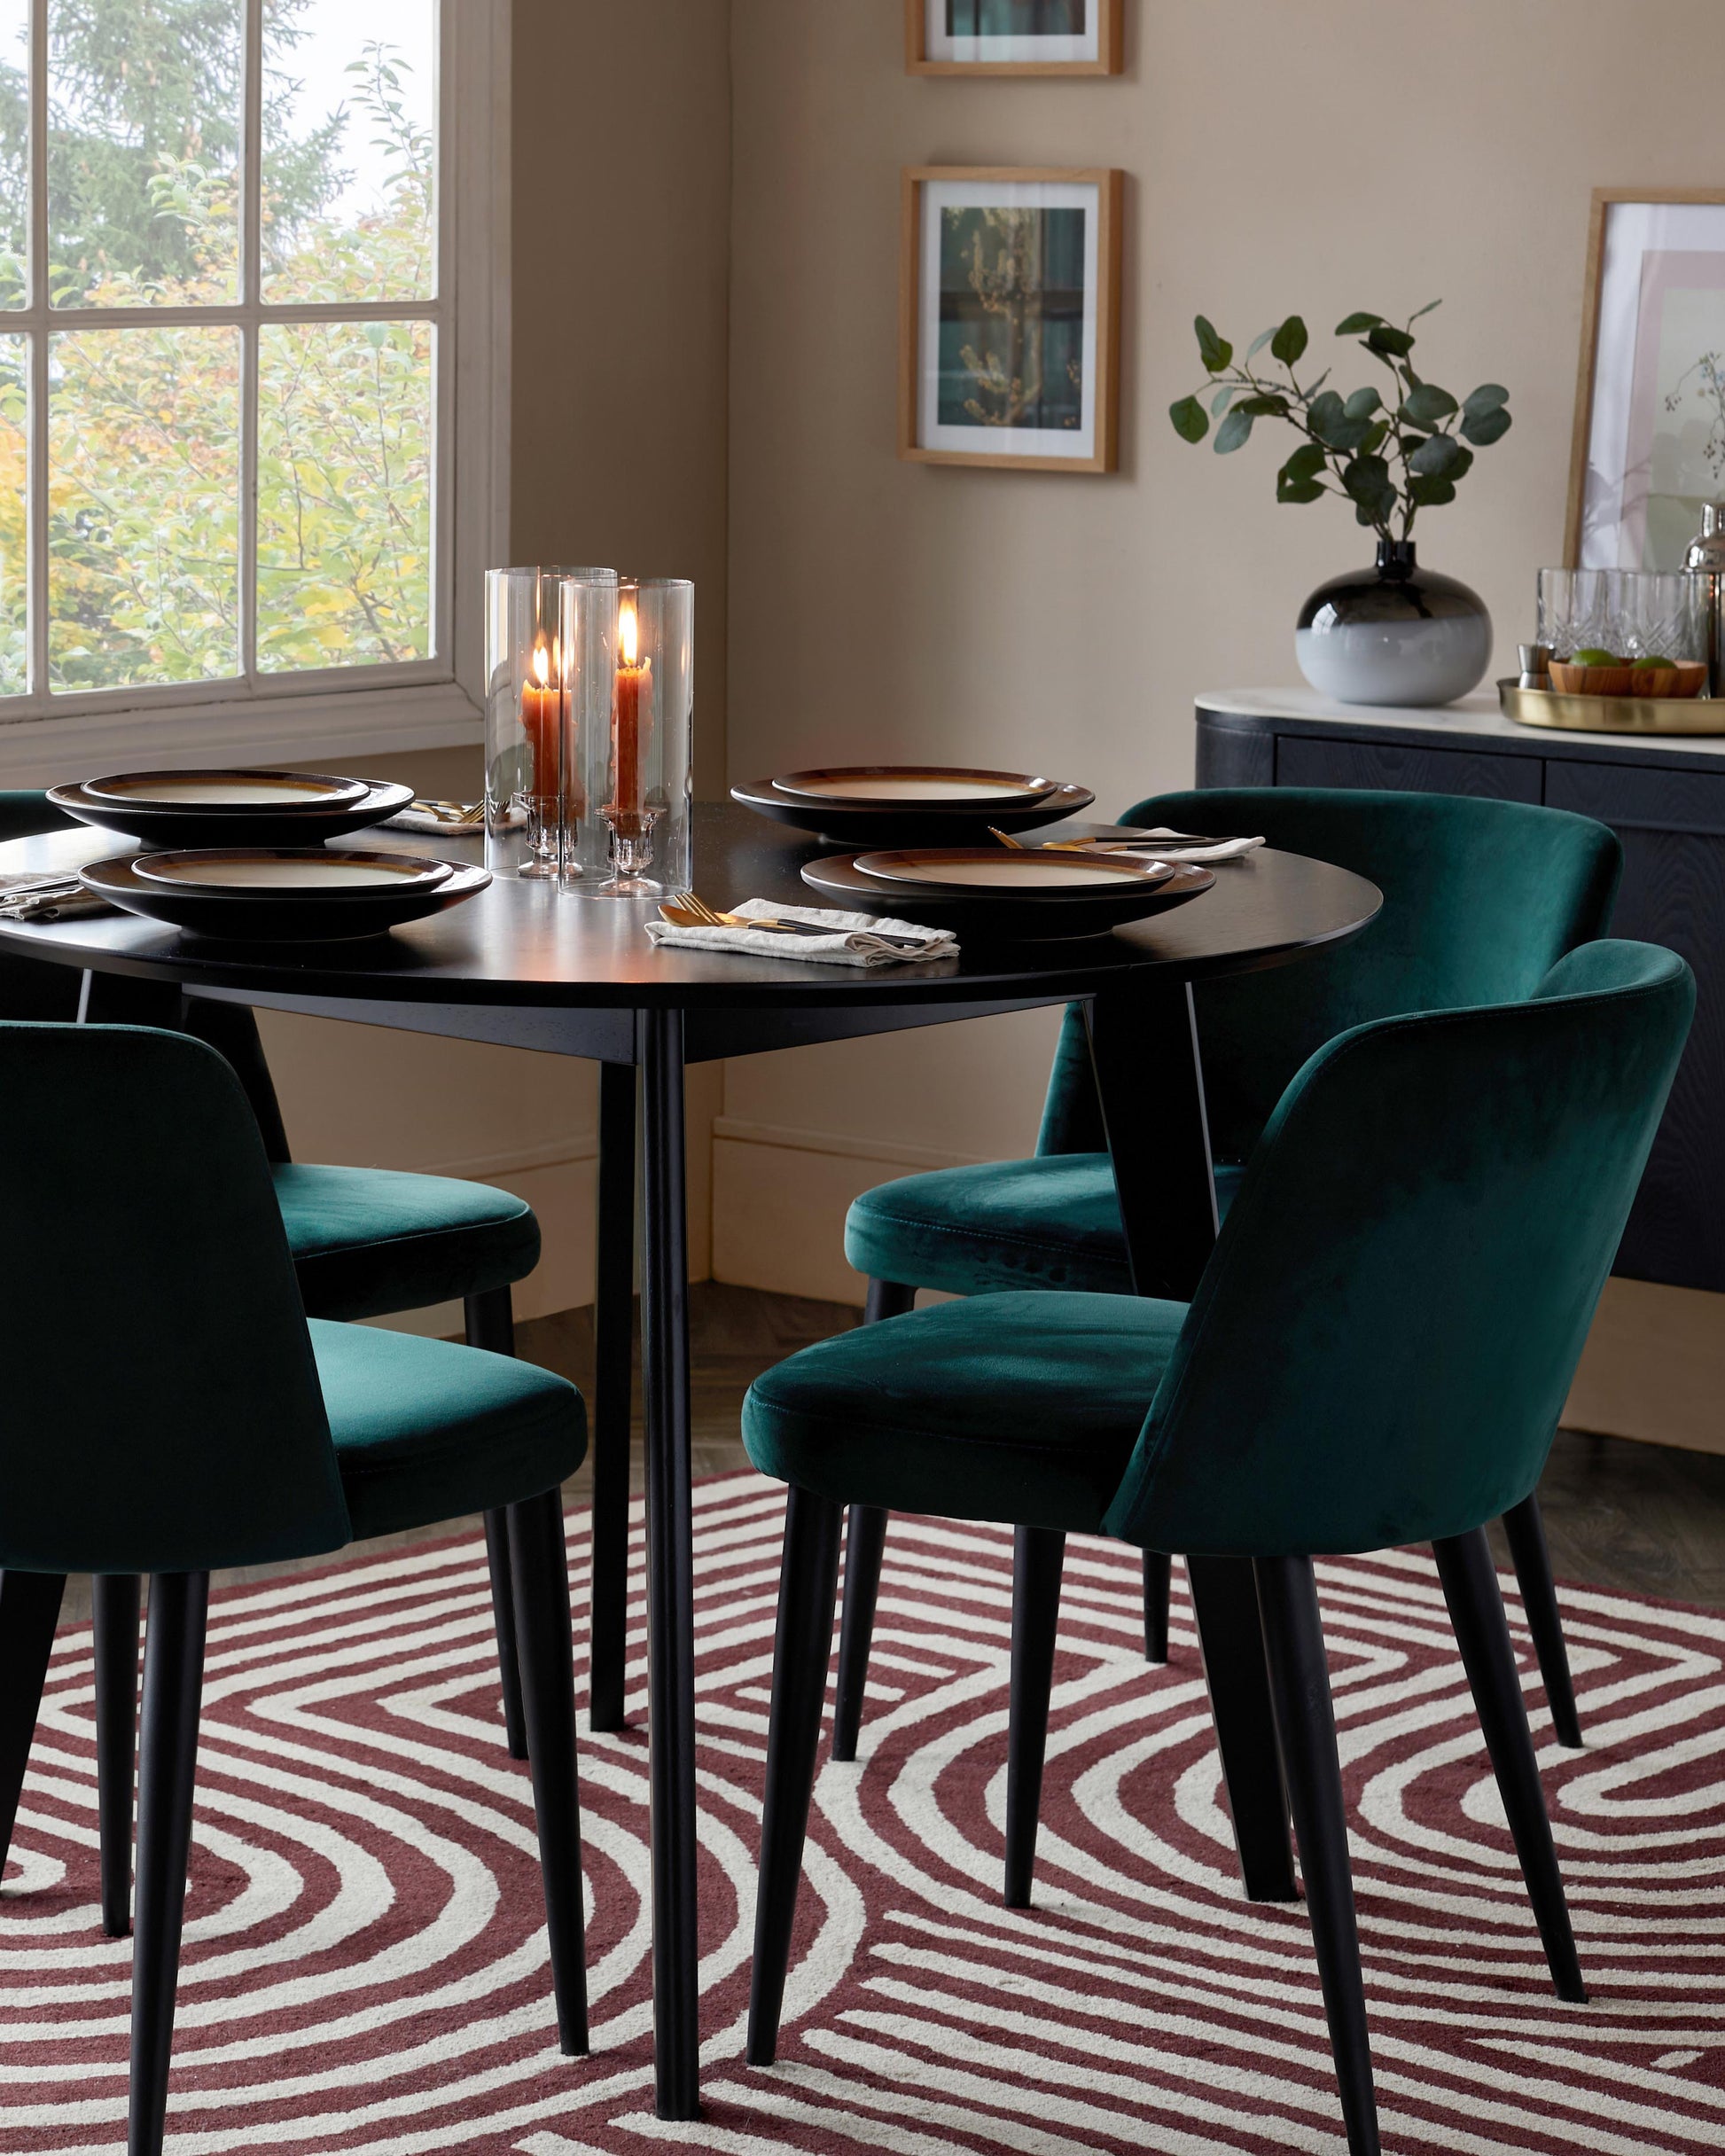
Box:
[556,572,622,885]
[598,577,693,895]
[483,566,616,878]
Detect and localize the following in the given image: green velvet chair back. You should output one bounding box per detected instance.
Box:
[1038,788,1623,1160]
[1103,941,1692,1558]
[0,1022,351,1574]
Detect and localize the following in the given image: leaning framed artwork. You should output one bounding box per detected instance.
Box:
[905,0,1124,76]
[900,166,1123,473]
[1566,187,1725,569]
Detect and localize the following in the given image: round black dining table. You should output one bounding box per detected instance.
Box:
[0,798,1380,2119]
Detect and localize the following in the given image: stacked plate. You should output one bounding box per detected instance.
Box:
[82,848,490,942]
[801,844,1214,940]
[48,768,415,848]
[732,764,1093,845]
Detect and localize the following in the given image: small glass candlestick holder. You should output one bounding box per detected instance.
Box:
[557,572,622,886]
[598,577,692,896]
[483,566,615,878]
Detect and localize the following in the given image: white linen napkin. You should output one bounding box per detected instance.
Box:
[646,898,958,968]
[0,871,113,922]
[1093,829,1264,863]
[381,799,488,835]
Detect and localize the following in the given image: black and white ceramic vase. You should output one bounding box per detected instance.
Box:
[1295,540,1492,707]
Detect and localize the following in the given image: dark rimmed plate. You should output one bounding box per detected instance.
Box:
[771,764,1057,811]
[81,853,489,941]
[733,775,1093,847]
[82,768,374,811]
[801,851,1214,940]
[853,847,1176,894]
[49,776,414,850]
[131,848,453,897]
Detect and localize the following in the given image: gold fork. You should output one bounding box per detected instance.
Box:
[661,893,930,951]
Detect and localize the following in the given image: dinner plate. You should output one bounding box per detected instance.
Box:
[853,847,1175,894]
[800,851,1214,940]
[49,777,414,850]
[771,765,1056,810]
[130,848,453,896]
[732,776,1093,846]
[82,769,374,811]
[80,853,489,941]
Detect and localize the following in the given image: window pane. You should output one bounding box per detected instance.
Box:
[48,0,242,308]
[0,335,24,692]
[50,327,240,689]
[262,1,434,301]
[0,1,26,308]
[257,318,432,670]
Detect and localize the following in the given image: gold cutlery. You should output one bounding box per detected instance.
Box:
[661,893,931,952]
[987,824,1206,854]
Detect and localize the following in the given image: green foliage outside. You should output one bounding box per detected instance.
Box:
[0,1,433,697]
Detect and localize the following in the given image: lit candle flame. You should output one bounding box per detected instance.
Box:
[620,599,638,667]
[531,638,551,689]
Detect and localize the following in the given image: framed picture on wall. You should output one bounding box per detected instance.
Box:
[900,165,1122,473]
[1566,187,1725,569]
[905,0,1124,77]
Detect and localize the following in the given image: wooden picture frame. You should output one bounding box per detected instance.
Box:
[899,165,1122,474]
[905,0,1124,77]
[1565,185,1725,568]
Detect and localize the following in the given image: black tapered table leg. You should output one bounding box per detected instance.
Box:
[130,1571,208,2156]
[747,1486,843,2066]
[831,1277,914,1764]
[94,1572,142,1938]
[508,1488,589,2053]
[1432,1527,1586,2002]
[1004,1527,1065,1910]
[467,1288,530,1762]
[0,1570,66,1872]
[639,1007,700,2121]
[589,1058,637,1735]
[1500,1494,1582,1750]
[1143,1550,1171,1662]
[1255,1556,1381,2156]
[1187,1553,1297,1901]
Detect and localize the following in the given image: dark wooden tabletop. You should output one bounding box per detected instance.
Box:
[0,800,1382,1012]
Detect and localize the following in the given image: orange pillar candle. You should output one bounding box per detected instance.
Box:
[613,598,653,834]
[519,637,560,793]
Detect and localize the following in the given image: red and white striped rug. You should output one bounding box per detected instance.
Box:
[4,1472,1723,2153]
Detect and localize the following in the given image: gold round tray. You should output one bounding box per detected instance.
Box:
[1499,678,1725,736]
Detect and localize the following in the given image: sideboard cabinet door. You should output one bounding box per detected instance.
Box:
[1275,734,1542,802]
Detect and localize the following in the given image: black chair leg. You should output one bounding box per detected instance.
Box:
[129,1571,208,2156]
[1004,1527,1065,1909]
[1432,1527,1587,2003]
[1500,1494,1583,1749]
[747,1486,843,2067]
[0,1570,66,1872]
[507,1488,589,2054]
[589,1058,636,1736]
[465,1288,531,1762]
[94,1572,142,1938]
[1187,1552,1297,1902]
[829,1278,914,1762]
[1254,1555,1381,2156]
[1143,1549,1171,1662]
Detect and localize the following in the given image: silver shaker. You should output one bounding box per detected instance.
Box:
[1684,502,1725,696]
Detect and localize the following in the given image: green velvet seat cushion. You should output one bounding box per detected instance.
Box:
[844,1156,1245,1298]
[742,1291,1184,1532]
[311,1319,585,1540]
[276,1163,542,1321]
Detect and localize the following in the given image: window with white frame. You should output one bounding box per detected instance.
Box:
[0,0,498,755]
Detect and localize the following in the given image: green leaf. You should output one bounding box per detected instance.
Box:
[1211,384,1237,415]
[1409,298,1443,322]
[1366,324,1416,357]
[1169,394,1209,443]
[1460,403,1512,446]
[1401,383,1458,426]
[1282,441,1327,482]
[1343,387,1381,420]
[1277,475,1326,504]
[1214,406,1254,453]
[1237,393,1290,416]
[1361,419,1391,457]
[1245,326,1277,359]
[1195,315,1233,373]
[1343,452,1398,522]
[1409,473,1457,506]
[1408,432,1469,478]
[1309,388,1374,452]
[1334,311,1383,335]
[1270,315,1308,366]
[1462,382,1510,418]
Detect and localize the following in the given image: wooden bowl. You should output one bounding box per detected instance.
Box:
[1549,662,1635,696]
[1635,662,1708,699]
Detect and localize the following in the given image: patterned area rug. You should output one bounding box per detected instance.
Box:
[4,1472,1723,2153]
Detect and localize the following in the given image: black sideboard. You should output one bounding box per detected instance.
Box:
[1196,687,1725,1296]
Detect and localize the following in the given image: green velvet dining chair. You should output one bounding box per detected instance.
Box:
[742,939,1692,2156]
[0,786,549,1933]
[837,787,1624,1779]
[0,1019,590,2156]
